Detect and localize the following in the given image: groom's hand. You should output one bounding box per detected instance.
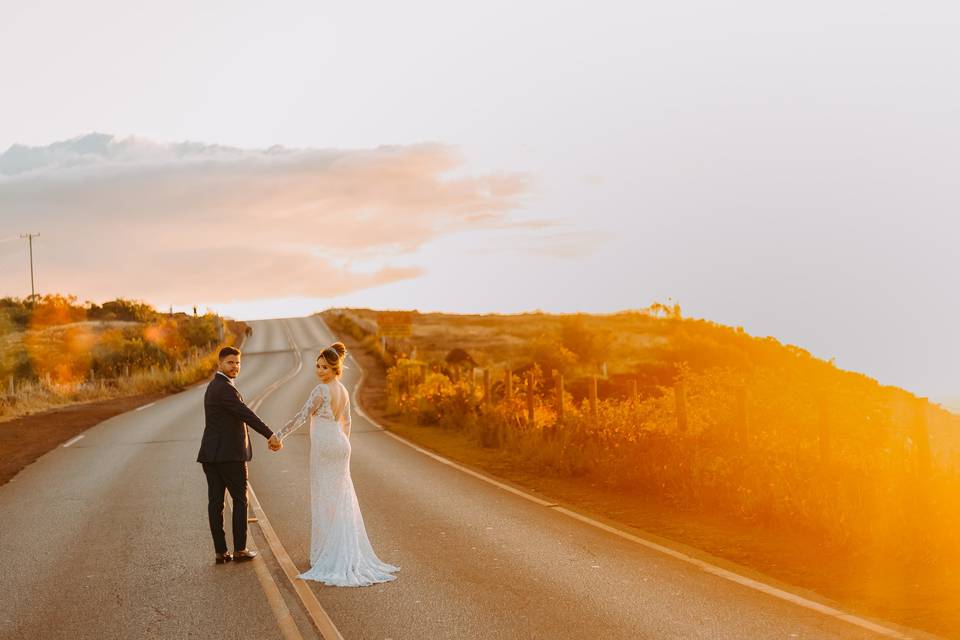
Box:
[268,434,283,451]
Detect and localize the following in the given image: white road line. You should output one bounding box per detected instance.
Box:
[62,435,84,448]
[134,402,156,411]
[244,319,345,640]
[320,317,926,640]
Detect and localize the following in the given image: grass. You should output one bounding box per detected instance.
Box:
[0,297,247,421]
[324,307,960,567]
[328,311,960,638]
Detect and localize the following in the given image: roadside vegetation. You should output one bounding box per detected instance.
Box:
[324,306,959,567]
[0,294,246,420]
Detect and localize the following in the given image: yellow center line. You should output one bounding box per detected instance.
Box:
[248,485,345,640]
[244,319,345,640]
[226,493,304,640]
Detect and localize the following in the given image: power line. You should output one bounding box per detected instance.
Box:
[19,233,39,303]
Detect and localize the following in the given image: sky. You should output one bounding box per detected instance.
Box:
[0,1,957,407]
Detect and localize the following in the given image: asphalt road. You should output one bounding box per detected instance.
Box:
[0,317,937,639]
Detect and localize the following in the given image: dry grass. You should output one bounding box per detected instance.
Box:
[325,307,960,567]
[0,350,219,420]
[0,318,245,421]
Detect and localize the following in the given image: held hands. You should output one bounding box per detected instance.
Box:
[268,434,283,452]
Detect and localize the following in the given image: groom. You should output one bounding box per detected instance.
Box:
[197,346,282,564]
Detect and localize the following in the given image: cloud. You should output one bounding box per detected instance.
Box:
[0,133,530,304]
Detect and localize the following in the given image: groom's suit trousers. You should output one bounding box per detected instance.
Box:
[202,461,249,553]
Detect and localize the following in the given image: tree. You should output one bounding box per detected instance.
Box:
[88,299,158,322]
[559,315,610,367]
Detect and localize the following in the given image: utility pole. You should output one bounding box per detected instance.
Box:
[19,233,39,304]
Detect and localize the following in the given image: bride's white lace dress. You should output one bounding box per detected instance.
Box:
[276,381,399,587]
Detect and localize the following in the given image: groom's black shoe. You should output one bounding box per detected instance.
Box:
[215,551,233,564]
[233,549,258,562]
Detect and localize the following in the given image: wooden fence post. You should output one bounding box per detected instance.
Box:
[590,376,598,421]
[505,369,513,403]
[631,378,639,423]
[526,373,535,426]
[483,368,491,405]
[555,373,565,422]
[674,381,688,433]
[912,398,932,478]
[7,376,14,396]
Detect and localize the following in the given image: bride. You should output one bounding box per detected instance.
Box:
[273,342,399,587]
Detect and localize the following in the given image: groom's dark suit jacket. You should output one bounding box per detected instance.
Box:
[196,372,274,463]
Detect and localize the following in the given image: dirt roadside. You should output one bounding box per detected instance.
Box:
[0,324,249,487]
[340,330,958,640]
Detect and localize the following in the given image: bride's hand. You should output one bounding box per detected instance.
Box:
[268,434,283,451]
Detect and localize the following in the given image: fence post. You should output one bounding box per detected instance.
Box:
[7,376,13,396]
[631,378,639,423]
[483,368,491,405]
[590,376,598,421]
[505,369,513,403]
[912,398,932,478]
[526,373,535,426]
[674,381,687,433]
[555,373,565,421]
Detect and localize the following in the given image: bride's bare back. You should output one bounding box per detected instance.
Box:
[327,380,350,436]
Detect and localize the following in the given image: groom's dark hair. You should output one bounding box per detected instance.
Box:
[218,346,241,360]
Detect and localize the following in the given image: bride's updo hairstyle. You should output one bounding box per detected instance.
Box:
[318,342,347,377]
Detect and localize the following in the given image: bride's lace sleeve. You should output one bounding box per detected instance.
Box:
[275,384,325,441]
